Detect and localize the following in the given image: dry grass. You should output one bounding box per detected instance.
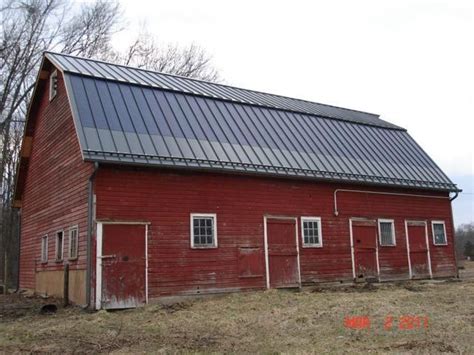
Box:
[1,278,474,354]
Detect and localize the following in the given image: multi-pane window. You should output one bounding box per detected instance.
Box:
[378,219,396,246]
[191,214,217,248]
[301,217,322,247]
[432,221,447,245]
[49,70,58,101]
[55,231,64,261]
[69,227,78,260]
[41,235,48,263]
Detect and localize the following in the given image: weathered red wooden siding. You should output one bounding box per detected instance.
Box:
[95,166,456,297]
[19,69,93,290]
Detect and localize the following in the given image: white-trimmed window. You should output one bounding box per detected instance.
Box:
[378,219,396,246]
[41,235,48,263]
[49,70,58,101]
[301,217,322,247]
[55,230,64,261]
[191,213,217,248]
[68,226,79,260]
[432,221,447,245]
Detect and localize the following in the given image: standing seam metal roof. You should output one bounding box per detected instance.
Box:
[45,52,457,191]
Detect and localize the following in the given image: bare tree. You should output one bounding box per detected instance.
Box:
[0,118,23,292]
[118,31,220,82]
[1,0,60,127]
[456,222,474,259]
[60,0,122,59]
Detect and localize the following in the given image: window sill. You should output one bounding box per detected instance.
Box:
[302,245,323,248]
[433,243,448,247]
[191,246,218,250]
[68,257,78,262]
[55,259,63,263]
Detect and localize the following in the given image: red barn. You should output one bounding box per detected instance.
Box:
[14,52,460,309]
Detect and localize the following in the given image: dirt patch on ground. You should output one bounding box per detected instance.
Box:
[1,280,474,353]
[158,300,194,314]
[379,340,456,352]
[0,292,63,322]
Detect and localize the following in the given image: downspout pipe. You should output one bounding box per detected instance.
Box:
[85,162,99,309]
[449,191,460,278]
[449,191,459,202]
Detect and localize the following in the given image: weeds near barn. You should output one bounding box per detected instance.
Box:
[1,270,474,353]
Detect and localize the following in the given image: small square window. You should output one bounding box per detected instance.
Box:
[55,231,64,261]
[190,214,217,248]
[49,70,58,101]
[41,235,48,263]
[432,221,447,245]
[378,219,396,246]
[68,227,78,260]
[301,217,322,247]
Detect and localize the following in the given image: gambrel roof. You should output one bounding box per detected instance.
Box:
[42,52,460,191]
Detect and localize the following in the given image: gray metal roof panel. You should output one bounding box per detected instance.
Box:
[47,51,404,129]
[63,72,458,191]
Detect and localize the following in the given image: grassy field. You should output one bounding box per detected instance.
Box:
[1,274,474,353]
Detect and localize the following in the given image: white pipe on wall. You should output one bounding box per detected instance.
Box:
[333,189,450,216]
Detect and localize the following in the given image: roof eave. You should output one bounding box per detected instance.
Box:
[82,154,460,193]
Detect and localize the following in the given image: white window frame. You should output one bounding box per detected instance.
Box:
[68,226,79,260]
[300,217,323,248]
[431,220,448,246]
[190,213,218,249]
[49,69,58,101]
[378,219,396,246]
[41,235,48,263]
[55,230,64,261]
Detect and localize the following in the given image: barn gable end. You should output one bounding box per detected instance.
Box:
[16,60,93,304]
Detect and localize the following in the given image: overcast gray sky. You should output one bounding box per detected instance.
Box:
[111,0,473,225]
